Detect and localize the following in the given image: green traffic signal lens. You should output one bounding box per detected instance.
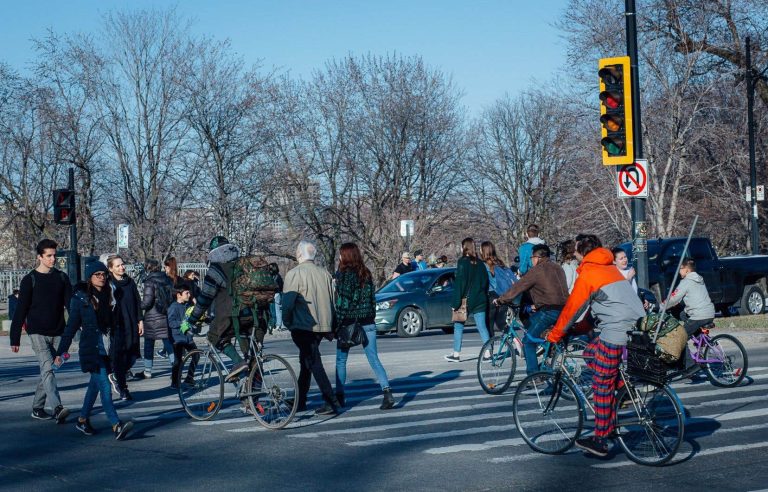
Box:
[601,137,624,156]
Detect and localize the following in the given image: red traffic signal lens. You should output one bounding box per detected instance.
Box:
[600,91,622,109]
[600,114,623,132]
[598,66,622,85]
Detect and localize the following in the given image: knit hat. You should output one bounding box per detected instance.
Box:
[85,261,108,279]
[209,235,229,251]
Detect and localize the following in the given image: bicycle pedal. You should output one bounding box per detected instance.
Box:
[206,402,216,412]
[256,403,265,415]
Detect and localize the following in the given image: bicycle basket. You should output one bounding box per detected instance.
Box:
[626,333,668,385]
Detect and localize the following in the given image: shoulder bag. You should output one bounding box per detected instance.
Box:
[451,260,474,323]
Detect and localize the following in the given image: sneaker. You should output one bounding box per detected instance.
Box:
[75,418,96,436]
[443,353,461,363]
[225,361,249,381]
[130,372,146,381]
[53,406,70,424]
[31,408,52,420]
[108,373,120,395]
[113,421,134,441]
[143,371,152,379]
[183,375,196,386]
[482,349,492,361]
[315,403,338,416]
[119,390,134,401]
[156,349,168,359]
[575,437,609,457]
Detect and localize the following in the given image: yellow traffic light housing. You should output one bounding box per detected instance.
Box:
[599,56,634,165]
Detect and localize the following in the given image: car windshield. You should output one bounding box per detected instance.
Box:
[378,273,434,293]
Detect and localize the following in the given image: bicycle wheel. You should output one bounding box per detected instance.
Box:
[477,335,517,394]
[560,338,594,401]
[179,350,225,421]
[248,354,299,429]
[703,334,748,388]
[614,381,684,466]
[513,371,583,454]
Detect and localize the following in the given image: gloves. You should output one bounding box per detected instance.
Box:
[180,320,193,335]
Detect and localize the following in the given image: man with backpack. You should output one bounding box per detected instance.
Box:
[10,239,72,423]
[184,236,276,381]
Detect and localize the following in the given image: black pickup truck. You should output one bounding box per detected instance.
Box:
[620,237,768,316]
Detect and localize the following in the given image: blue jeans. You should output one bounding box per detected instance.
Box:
[336,324,390,393]
[143,337,174,372]
[523,308,562,375]
[453,311,490,353]
[81,364,120,426]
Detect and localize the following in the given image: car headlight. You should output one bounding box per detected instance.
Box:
[376,299,398,310]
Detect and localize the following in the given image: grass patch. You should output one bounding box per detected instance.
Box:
[715,314,768,332]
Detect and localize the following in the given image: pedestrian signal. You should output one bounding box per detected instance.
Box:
[599,56,634,165]
[53,189,75,225]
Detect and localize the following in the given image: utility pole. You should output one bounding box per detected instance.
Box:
[746,36,760,254]
[625,0,648,288]
[68,168,80,282]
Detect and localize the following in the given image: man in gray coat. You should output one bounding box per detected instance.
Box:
[282,240,339,415]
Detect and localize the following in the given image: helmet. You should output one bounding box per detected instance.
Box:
[209,236,229,251]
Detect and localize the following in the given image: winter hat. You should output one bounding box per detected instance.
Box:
[85,261,108,279]
[209,236,229,251]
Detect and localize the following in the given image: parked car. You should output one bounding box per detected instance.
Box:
[375,268,476,337]
[620,237,768,315]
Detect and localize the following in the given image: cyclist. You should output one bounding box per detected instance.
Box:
[546,234,645,457]
[660,257,715,378]
[184,236,250,381]
[494,244,568,378]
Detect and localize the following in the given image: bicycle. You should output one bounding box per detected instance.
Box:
[681,324,748,387]
[178,327,299,429]
[477,306,591,395]
[513,334,685,466]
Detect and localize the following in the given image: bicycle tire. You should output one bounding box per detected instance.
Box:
[179,349,225,421]
[513,371,583,454]
[477,335,517,394]
[614,381,684,466]
[248,354,299,429]
[703,334,748,388]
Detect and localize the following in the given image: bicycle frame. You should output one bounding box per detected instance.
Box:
[689,331,723,365]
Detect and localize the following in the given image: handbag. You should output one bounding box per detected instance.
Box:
[337,321,367,349]
[451,260,474,323]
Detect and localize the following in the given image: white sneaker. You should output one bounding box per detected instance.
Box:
[444,353,461,362]
[143,371,152,379]
[483,349,492,361]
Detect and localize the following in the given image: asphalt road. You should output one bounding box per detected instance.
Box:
[1,329,767,492]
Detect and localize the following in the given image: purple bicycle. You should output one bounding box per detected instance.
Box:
[686,325,748,388]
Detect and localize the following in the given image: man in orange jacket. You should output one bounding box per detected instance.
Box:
[546,234,645,457]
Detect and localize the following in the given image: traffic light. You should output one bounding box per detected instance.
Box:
[599,56,634,165]
[53,189,75,225]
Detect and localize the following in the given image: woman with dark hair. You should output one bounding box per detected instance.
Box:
[445,238,490,362]
[106,255,142,400]
[55,262,133,440]
[558,240,579,293]
[480,241,509,337]
[334,243,395,410]
[164,257,179,287]
[137,259,174,380]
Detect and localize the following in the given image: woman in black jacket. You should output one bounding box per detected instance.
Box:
[106,254,143,399]
[136,259,174,379]
[55,261,133,440]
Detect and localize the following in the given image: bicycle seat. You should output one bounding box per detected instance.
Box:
[701,322,716,330]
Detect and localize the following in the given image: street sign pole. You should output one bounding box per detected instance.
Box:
[746,36,760,254]
[67,168,80,283]
[626,0,648,289]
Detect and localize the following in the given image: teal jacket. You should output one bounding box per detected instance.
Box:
[452,256,489,314]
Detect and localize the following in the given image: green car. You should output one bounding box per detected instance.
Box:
[375,268,476,337]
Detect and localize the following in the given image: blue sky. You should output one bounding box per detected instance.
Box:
[0,0,570,114]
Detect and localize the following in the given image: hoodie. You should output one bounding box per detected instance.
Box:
[662,271,715,321]
[548,247,645,346]
[518,237,546,276]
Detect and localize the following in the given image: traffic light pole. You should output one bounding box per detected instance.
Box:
[625,0,648,290]
[67,168,80,282]
[746,36,760,255]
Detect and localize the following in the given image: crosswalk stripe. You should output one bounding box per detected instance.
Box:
[592,440,768,469]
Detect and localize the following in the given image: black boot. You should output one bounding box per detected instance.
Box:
[315,397,340,416]
[380,388,395,410]
[335,392,345,408]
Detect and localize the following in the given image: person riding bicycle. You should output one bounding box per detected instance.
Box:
[494,244,568,377]
[546,234,645,457]
[183,236,253,381]
[659,257,715,378]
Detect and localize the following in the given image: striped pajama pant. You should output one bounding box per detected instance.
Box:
[585,338,624,438]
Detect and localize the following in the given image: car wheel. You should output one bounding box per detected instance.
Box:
[397,307,423,337]
[738,284,766,316]
[441,327,454,334]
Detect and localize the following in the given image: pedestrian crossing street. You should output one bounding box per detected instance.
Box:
[122,361,768,467]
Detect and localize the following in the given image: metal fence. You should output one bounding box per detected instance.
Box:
[0,263,207,301]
